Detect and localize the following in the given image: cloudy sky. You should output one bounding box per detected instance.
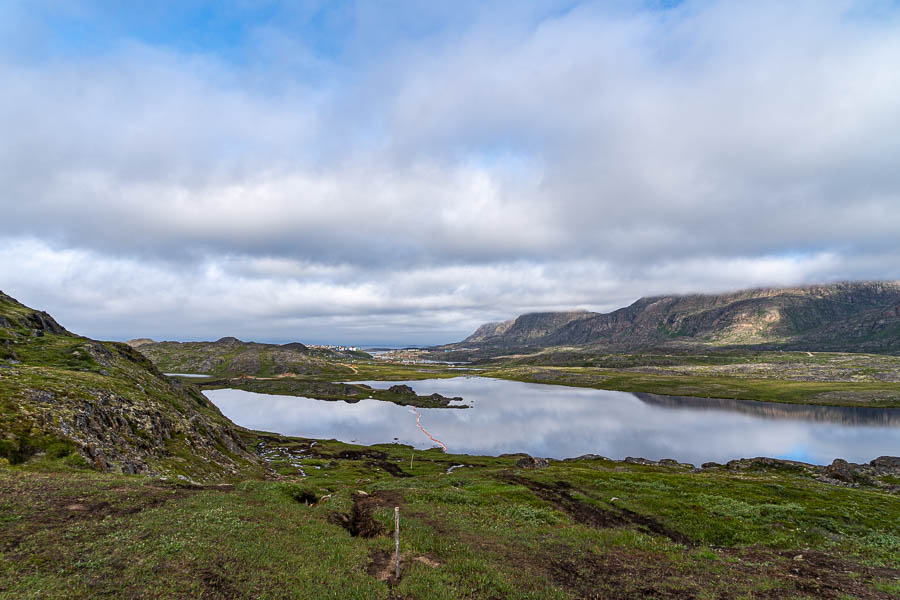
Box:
[2,1,900,345]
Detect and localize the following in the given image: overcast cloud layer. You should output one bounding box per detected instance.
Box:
[2,1,900,345]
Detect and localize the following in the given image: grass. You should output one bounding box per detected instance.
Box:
[479,365,900,407]
[2,438,898,599]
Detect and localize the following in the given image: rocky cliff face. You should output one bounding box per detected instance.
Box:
[464,320,516,343]
[455,282,900,353]
[0,291,265,480]
[463,311,593,345]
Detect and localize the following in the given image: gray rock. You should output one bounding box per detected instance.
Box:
[726,457,813,471]
[871,456,900,471]
[516,456,550,469]
[563,454,609,462]
[825,459,856,482]
[28,390,55,403]
[388,384,416,395]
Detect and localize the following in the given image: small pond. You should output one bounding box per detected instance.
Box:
[205,376,900,465]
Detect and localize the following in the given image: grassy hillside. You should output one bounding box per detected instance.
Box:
[2,439,898,599]
[0,292,265,480]
[133,337,367,378]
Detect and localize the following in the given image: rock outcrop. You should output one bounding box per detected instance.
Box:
[720,456,900,492]
[0,291,265,480]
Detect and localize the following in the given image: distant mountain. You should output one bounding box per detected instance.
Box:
[455,282,900,353]
[0,291,264,479]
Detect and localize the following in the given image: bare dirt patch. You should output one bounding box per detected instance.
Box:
[366,549,440,584]
[329,490,404,538]
[198,560,241,600]
[313,448,413,478]
[542,545,900,600]
[367,548,399,582]
[765,549,900,599]
[546,549,700,599]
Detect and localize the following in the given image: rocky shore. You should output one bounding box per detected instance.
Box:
[508,452,900,494]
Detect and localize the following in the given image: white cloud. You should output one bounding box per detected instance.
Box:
[0,238,881,344]
[1,1,900,342]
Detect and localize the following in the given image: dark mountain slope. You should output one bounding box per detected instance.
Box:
[0,291,265,480]
[455,282,900,353]
[463,311,593,345]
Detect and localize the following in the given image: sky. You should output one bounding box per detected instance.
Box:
[2,0,900,346]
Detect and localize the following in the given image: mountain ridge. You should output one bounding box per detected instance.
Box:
[455,281,900,353]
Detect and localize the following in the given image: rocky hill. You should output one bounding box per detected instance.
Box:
[455,282,900,353]
[131,337,368,378]
[0,291,265,480]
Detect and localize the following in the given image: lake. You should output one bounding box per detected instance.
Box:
[205,376,900,465]
[164,373,211,378]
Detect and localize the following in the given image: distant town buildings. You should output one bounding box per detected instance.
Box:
[308,344,359,352]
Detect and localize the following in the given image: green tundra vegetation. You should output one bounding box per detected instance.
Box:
[2,290,899,598]
[2,439,899,599]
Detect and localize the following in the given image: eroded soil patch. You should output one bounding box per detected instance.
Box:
[502,474,693,545]
[329,490,403,538]
[312,448,413,478]
[541,544,900,600]
[0,477,198,556]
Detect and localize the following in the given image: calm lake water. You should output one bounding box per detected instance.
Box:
[164,373,210,378]
[205,377,900,465]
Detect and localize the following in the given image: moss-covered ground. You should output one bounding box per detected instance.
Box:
[369,349,900,408]
[2,438,898,599]
[481,365,900,408]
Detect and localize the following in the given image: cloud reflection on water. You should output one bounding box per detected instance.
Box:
[205,377,900,465]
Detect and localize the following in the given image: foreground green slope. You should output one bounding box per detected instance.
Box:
[2,440,898,599]
[0,291,265,480]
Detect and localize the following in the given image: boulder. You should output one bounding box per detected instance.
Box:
[388,384,416,396]
[871,456,900,472]
[427,393,463,406]
[563,454,609,462]
[825,459,856,482]
[516,456,550,469]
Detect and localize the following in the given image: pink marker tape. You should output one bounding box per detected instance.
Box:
[411,407,447,452]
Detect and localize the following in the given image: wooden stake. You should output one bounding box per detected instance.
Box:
[394,506,400,581]
[410,451,414,470]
